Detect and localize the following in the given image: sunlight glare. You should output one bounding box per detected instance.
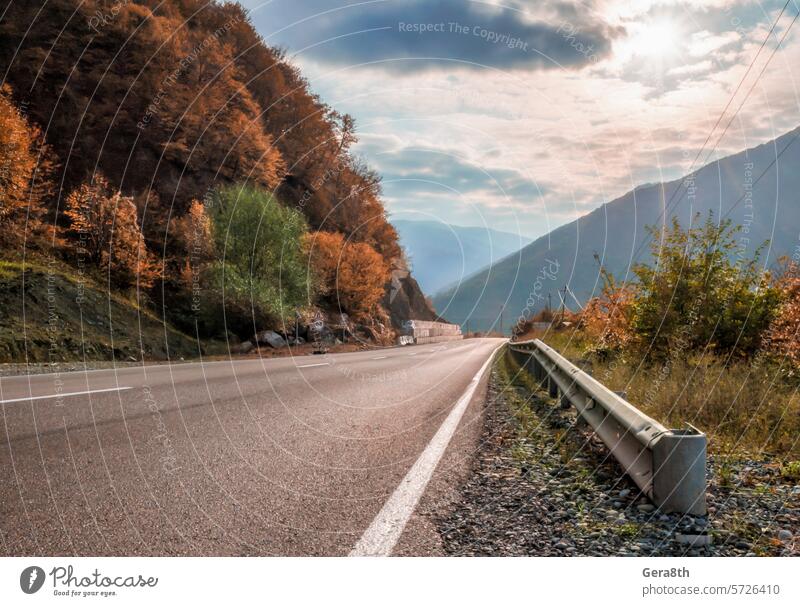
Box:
[633,19,682,58]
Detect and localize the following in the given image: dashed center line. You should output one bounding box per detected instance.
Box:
[0,386,133,405]
[372,356,387,360]
[297,362,330,369]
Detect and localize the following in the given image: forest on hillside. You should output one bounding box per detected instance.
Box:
[0,0,434,346]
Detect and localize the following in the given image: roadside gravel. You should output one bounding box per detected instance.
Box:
[435,351,800,556]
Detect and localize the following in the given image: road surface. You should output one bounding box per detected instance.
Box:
[0,338,503,556]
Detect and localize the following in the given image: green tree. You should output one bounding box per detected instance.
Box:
[631,213,780,358]
[207,184,310,332]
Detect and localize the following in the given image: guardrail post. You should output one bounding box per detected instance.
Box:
[560,386,572,409]
[547,375,558,398]
[531,354,545,383]
[652,430,707,515]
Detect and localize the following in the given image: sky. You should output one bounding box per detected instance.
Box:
[241,0,800,240]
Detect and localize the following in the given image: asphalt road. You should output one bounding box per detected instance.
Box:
[0,338,503,556]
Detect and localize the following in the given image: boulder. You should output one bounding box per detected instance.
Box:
[308,321,335,344]
[255,330,287,348]
[238,340,254,354]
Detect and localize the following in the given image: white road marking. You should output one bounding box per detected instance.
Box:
[350,343,503,556]
[297,362,330,369]
[0,386,133,404]
[407,353,417,356]
[371,356,387,360]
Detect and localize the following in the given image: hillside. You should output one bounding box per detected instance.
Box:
[0,260,202,362]
[433,126,800,332]
[393,219,531,295]
[0,0,435,360]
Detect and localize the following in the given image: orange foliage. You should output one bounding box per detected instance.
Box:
[0,0,402,266]
[64,174,160,289]
[169,199,214,287]
[305,231,388,319]
[765,259,800,366]
[0,84,54,243]
[580,270,635,355]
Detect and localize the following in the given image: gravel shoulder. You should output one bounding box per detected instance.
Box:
[434,349,800,556]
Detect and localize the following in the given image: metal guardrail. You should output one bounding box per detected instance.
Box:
[508,338,707,515]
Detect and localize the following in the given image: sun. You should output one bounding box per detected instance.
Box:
[631,19,683,58]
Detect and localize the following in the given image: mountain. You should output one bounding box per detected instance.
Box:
[393,219,532,295]
[432,126,800,333]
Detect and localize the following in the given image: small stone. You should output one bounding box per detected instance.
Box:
[778,529,793,542]
[618,489,631,498]
[637,503,655,513]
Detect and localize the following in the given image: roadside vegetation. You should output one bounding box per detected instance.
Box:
[514,214,800,460]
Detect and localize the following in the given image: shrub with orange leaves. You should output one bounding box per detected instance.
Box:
[580,267,635,357]
[64,174,159,289]
[305,230,389,320]
[765,257,800,367]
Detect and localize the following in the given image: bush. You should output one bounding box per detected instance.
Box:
[64,174,159,288]
[206,184,310,331]
[631,214,780,358]
[765,258,800,368]
[580,262,635,357]
[304,230,388,320]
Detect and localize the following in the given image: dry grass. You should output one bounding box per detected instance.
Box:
[516,329,800,459]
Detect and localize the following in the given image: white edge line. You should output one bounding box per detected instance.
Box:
[297,362,330,369]
[0,386,133,405]
[349,343,503,556]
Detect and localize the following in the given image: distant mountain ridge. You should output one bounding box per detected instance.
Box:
[393,219,532,296]
[433,126,800,332]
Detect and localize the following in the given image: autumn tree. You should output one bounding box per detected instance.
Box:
[0,84,53,244]
[305,230,389,320]
[169,199,214,288]
[64,174,159,288]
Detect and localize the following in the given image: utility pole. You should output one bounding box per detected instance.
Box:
[499,305,504,335]
[560,286,567,323]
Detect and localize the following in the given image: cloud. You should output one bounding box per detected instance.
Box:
[246,0,623,73]
[365,144,549,199]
